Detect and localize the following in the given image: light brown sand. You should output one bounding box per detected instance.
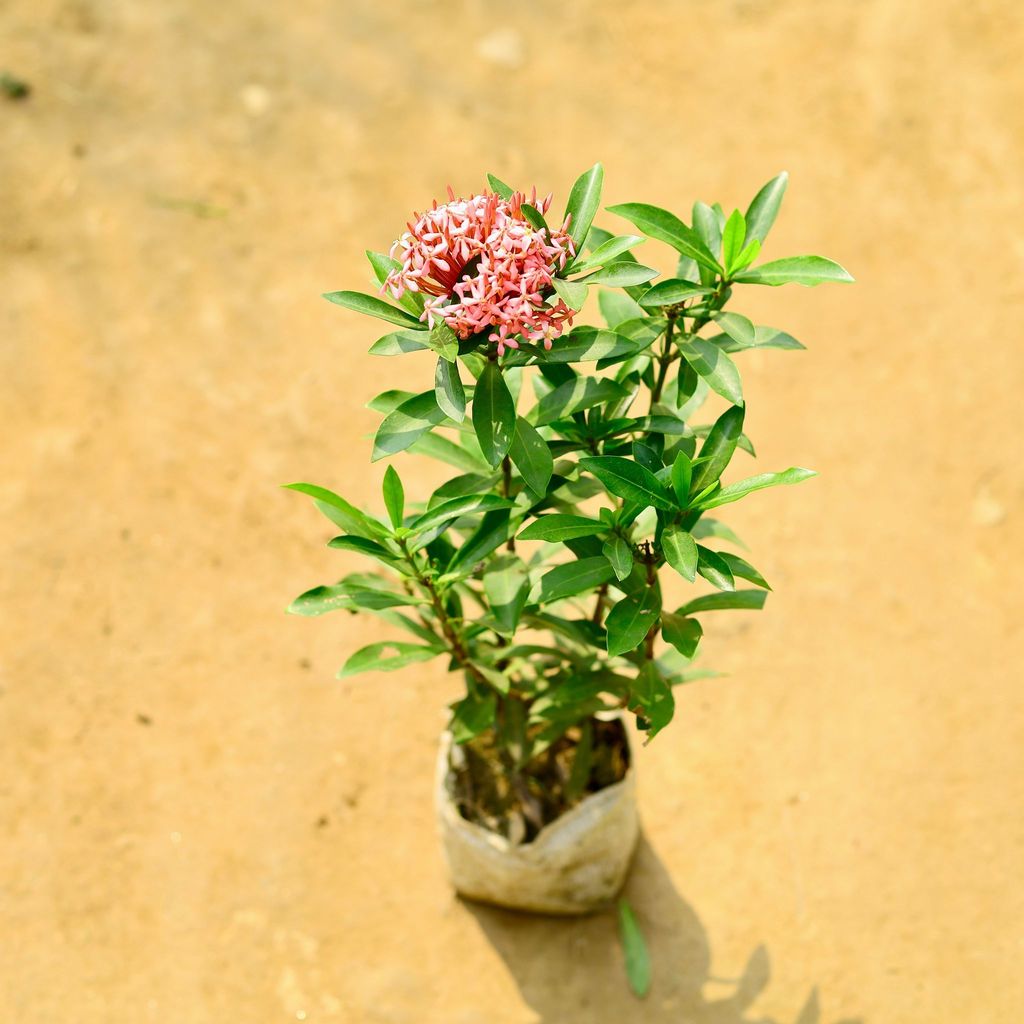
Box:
[2,1,1023,1021]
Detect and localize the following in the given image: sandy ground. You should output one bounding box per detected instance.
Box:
[2,1,1023,1021]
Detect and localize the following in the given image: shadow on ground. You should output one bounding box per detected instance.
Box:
[467,838,863,1023]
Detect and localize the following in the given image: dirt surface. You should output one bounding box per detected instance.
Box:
[2,1,1023,1021]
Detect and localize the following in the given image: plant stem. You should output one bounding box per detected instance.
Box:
[502,455,516,552]
[397,538,489,688]
[649,314,676,410]
[643,546,659,660]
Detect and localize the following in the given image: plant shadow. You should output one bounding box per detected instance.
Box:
[465,837,862,1024]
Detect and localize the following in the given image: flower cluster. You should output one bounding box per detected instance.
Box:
[384,187,577,355]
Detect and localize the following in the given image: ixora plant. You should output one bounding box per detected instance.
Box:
[287,166,851,914]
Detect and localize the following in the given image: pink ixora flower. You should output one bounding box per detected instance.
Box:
[384,186,577,356]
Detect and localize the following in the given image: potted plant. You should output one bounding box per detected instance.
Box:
[287,166,851,914]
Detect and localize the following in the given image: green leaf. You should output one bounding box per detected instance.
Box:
[377,609,444,646]
[407,432,489,474]
[692,518,747,548]
[752,325,805,350]
[509,416,553,494]
[712,325,805,353]
[631,439,661,474]
[605,588,661,657]
[539,327,653,363]
[662,526,697,582]
[582,262,658,287]
[287,583,418,616]
[599,290,645,328]
[688,405,745,498]
[680,338,743,406]
[427,321,460,361]
[677,589,767,615]
[719,552,771,589]
[606,202,722,274]
[446,509,513,573]
[670,451,692,506]
[473,360,516,466]
[744,171,788,245]
[551,277,588,310]
[721,209,746,274]
[696,545,735,591]
[365,250,423,315]
[381,465,404,528]
[284,482,388,541]
[714,311,756,348]
[692,202,722,263]
[326,535,398,564]
[638,278,713,308]
[694,467,817,510]
[661,613,702,658]
[367,389,415,414]
[409,494,513,533]
[486,173,514,199]
[537,557,615,604]
[602,535,634,581]
[564,163,604,252]
[518,514,606,542]
[521,203,549,232]
[365,249,400,282]
[430,473,497,502]
[368,331,430,356]
[571,234,644,272]
[734,255,854,287]
[450,689,497,743]
[731,238,761,274]
[372,391,447,461]
[631,660,674,739]
[531,377,627,426]
[564,719,594,802]
[323,290,426,329]
[484,554,530,634]
[579,456,676,511]
[434,357,466,422]
[338,641,442,678]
